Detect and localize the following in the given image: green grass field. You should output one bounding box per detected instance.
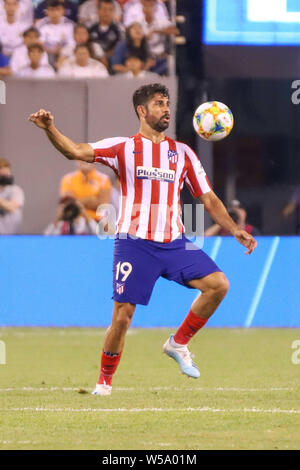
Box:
[0,327,299,450]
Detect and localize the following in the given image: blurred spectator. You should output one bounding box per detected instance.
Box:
[16,43,56,77]
[34,0,78,23]
[123,0,169,27]
[282,185,300,234]
[10,26,49,74]
[89,0,123,70]
[0,0,31,57]
[0,0,33,25]
[60,161,112,221]
[0,40,11,76]
[79,0,122,29]
[56,23,105,69]
[228,199,261,235]
[123,55,158,78]
[36,0,75,67]
[140,0,178,74]
[205,200,261,236]
[0,157,25,235]
[58,43,109,77]
[44,196,98,235]
[111,22,154,74]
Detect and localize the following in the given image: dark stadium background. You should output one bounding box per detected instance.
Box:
[177,0,300,235]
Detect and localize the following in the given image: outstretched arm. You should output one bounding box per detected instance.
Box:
[28,109,94,162]
[200,191,257,255]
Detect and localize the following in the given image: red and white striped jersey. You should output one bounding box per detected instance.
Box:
[89,133,211,243]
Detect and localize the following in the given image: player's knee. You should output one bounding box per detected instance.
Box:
[114,303,135,330]
[214,274,230,301]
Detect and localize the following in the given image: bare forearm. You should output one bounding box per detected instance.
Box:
[200,191,257,254]
[209,200,238,234]
[202,194,238,235]
[29,109,94,161]
[45,124,93,162]
[45,124,77,159]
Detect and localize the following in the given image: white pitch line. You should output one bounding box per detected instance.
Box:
[0,386,295,392]
[0,330,137,337]
[0,407,299,414]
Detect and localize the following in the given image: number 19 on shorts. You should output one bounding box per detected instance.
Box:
[115,261,133,282]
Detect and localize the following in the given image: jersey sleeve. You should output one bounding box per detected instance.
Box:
[88,137,127,176]
[183,144,212,198]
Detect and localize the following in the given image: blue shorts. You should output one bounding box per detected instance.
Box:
[112,234,222,306]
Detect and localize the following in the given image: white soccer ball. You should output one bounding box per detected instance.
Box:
[193,101,234,141]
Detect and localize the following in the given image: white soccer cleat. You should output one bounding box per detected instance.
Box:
[91,383,112,396]
[163,335,200,379]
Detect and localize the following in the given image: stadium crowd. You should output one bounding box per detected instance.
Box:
[0,0,178,78]
[0,156,117,235]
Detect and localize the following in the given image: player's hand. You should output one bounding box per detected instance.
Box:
[233,229,257,255]
[28,109,54,130]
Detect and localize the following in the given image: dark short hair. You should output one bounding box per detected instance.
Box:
[28,43,44,53]
[23,26,40,37]
[98,0,114,7]
[46,0,64,8]
[132,83,169,117]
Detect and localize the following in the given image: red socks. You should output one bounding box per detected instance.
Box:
[97,350,122,386]
[97,310,207,385]
[173,309,208,345]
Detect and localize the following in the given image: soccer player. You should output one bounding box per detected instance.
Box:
[29,83,257,396]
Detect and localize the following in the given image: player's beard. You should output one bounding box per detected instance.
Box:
[145,110,170,133]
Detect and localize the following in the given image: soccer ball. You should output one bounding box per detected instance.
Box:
[193,101,234,141]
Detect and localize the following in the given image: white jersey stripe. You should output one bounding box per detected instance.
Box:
[119,139,135,234]
[154,140,171,242]
[135,138,153,239]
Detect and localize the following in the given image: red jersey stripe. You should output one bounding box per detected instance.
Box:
[129,134,144,236]
[116,142,127,230]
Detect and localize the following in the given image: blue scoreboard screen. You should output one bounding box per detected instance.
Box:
[204,0,300,45]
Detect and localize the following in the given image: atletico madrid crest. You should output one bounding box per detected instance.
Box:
[116,283,125,295]
[167,150,178,164]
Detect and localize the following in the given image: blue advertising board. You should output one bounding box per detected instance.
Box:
[0,235,299,328]
[204,0,300,45]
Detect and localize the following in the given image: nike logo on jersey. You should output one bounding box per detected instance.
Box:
[136,166,175,183]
